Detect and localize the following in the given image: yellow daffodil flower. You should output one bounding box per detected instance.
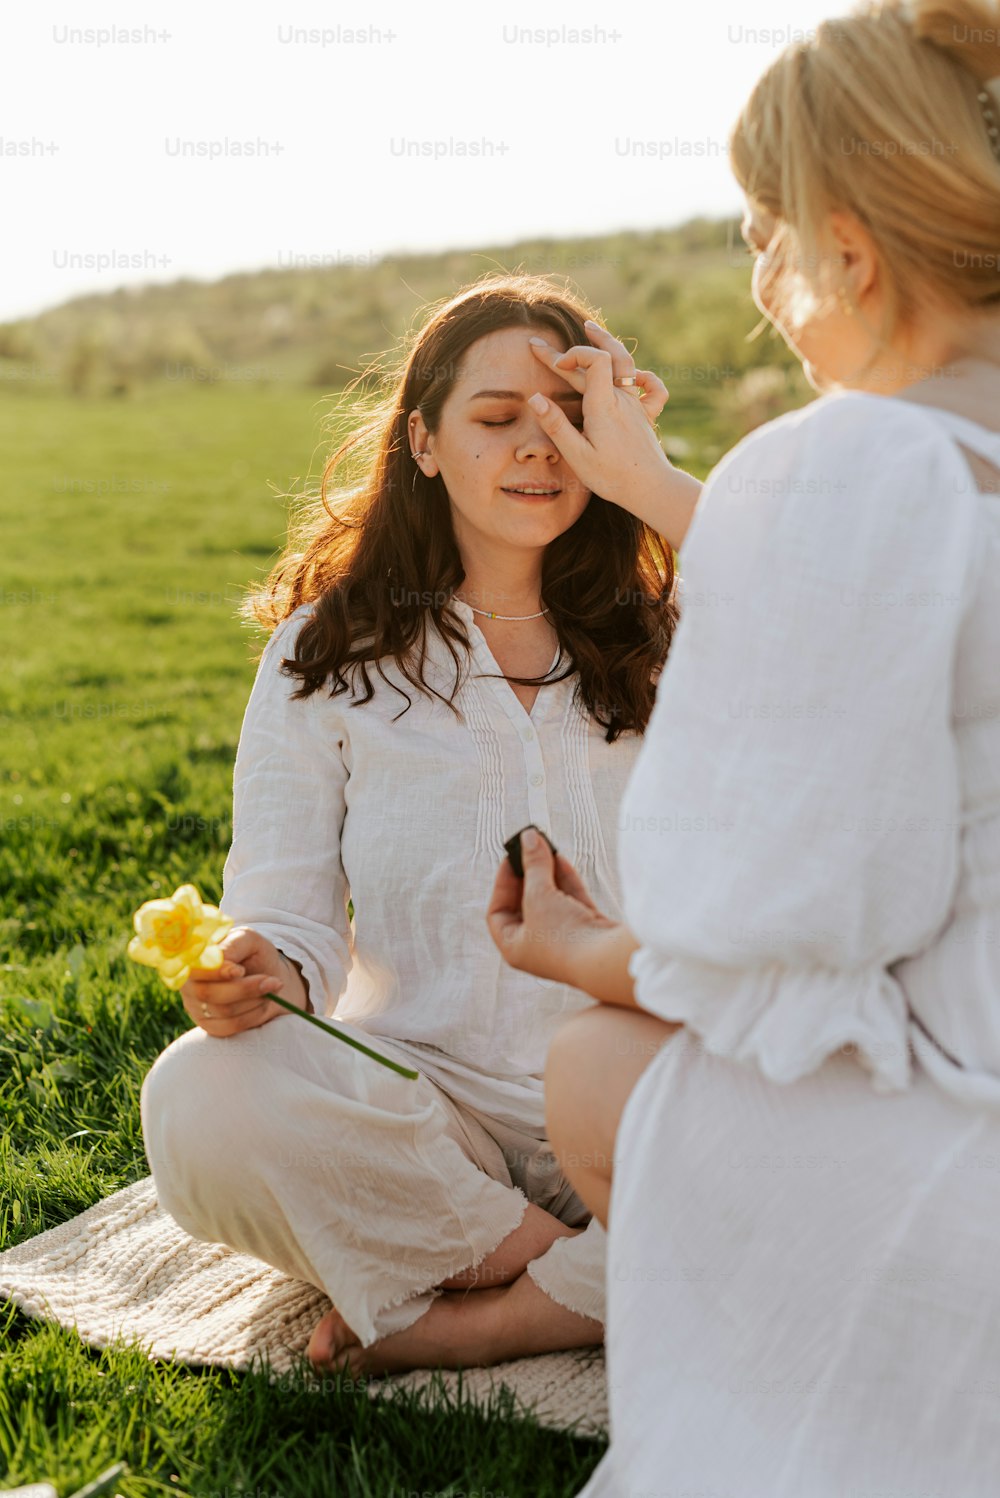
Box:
[127,882,232,990]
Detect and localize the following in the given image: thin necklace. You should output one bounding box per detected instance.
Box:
[452,593,550,621]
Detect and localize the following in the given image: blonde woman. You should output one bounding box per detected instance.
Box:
[489,1,1000,1492]
[139,275,701,1375]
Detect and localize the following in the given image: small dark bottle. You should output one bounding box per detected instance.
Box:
[504,824,558,879]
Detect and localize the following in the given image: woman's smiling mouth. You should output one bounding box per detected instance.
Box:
[502,485,562,498]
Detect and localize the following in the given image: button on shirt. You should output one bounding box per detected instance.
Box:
[220,596,645,1133]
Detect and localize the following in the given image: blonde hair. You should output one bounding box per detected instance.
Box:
[730,0,1000,354]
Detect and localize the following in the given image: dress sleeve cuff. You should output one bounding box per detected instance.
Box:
[246,929,337,1021]
[629,945,912,1094]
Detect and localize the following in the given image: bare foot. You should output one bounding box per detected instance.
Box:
[307,1304,365,1375]
[307,1269,602,1377]
[307,1288,500,1377]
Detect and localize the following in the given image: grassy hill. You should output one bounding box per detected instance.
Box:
[0,217,812,466]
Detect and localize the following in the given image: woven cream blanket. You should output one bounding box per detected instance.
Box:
[0,1177,608,1439]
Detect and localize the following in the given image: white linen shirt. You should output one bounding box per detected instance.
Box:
[219,595,646,1133]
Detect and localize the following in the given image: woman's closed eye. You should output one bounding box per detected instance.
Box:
[480,414,585,431]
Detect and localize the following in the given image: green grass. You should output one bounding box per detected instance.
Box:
[0,382,611,1497]
[1,1308,601,1498]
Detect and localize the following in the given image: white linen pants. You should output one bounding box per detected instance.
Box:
[140,1011,606,1348]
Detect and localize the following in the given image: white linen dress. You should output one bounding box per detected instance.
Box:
[141,595,647,1346]
[580,392,1000,1497]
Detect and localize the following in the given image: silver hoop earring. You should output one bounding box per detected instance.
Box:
[410,446,431,500]
[411,450,433,497]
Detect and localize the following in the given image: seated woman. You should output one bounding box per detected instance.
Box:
[489,1,1000,1492]
[139,272,702,1375]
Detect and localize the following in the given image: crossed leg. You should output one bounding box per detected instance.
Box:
[544,1005,683,1227]
[308,1007,681,1376]
[308,1203,603,1375]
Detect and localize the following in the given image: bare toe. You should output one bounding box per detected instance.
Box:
[307,1305,362,1373]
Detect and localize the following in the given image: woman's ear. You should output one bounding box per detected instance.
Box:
[827,209,879,305]
[407,409,440,478]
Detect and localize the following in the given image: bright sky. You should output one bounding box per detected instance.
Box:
[4,0,838,323]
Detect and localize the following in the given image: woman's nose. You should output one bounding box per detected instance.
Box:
[515,421,560,462]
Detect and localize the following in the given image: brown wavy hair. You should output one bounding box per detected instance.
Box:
[239,272,678,742]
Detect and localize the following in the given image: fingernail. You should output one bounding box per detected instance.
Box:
[522,828,540,850]
[228,964,245,977]
[527,394,548,413]
[585,319,601,329]
[528,336,547,346]
[263,976,281,989]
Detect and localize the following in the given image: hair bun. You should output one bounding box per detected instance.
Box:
[905,0,1000,87]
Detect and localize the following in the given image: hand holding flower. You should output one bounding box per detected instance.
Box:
[128,882,418,1076]
[182,926,301,1038]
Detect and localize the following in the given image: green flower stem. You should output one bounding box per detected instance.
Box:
[263,990,419,1080]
